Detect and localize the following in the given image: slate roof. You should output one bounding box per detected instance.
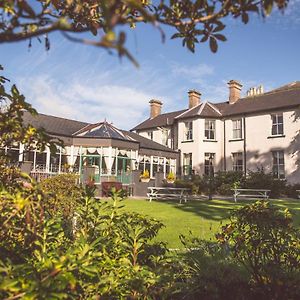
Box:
[216,82,300,117]
[131,81,300,129]
[123,131,177,153]
[22,111,177,153]
[22,111,88,136]
[131,109,187,131]
[175,102,222,120]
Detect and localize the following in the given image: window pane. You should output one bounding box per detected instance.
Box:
[278,124,283,135]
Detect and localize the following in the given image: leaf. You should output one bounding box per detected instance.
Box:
[199,35,209,43]
[214,34,227,42]
[264,0,274,15]
[171,33,184,39]
[209,37,218,53]
[242,13,249,24]
[213,23,226,33]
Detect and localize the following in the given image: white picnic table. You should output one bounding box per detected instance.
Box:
[297,190,300,199]
[147,187,190,203]
[232,188,271,202]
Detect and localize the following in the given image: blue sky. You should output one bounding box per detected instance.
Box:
[1,2,300,129]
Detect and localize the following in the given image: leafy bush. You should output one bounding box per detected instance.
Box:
[217,201,300,299]
[285,183,300,199]
[174,178,196,193]
[0,186,178,299]
[39,173,82,217]
[177,238,249,300]
[214,171,244,196]
[244,169,287,198]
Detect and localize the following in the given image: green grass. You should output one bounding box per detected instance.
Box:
[117,198,300,249]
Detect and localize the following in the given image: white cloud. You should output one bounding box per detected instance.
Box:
[21,75,159,129]
[170,62,214,84]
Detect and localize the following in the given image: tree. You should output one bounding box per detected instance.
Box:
[0,0,289,65]
[0,65,59,189]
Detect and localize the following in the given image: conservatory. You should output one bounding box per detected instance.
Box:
[17,112,178,184]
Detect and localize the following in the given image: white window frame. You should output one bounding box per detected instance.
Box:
[183,153,192,175]
[232,119,242,139]
[271,113,284,136]
[232,152,243,172]
[147,131,153,140]
[205,119,216,140]
[162,128,169,146]
[204,152,215,176]
[184,121,193,141]
[272,150,285,179]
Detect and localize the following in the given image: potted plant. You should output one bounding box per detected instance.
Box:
[140,170,150,183]
[166,171,175,183]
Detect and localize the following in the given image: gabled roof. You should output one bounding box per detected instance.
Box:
[131,109,187,131]
[22,111,88,136]
[175,102,222,119]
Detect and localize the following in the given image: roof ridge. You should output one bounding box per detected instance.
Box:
[197,102,206,115]
[239,82,300,101]
[206,102,222,115]
[73,123,92,135]
[175,103,202,119]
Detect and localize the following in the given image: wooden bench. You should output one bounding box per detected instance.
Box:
[147,187,190,203]
[232,188,271,203]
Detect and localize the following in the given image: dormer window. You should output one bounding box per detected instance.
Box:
[184,121,193,141]
[271,113,284,136]
[162,129,169,146]
[148,131,153,140]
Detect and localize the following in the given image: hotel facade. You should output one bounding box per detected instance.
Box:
[132,81,300,184]
[8,80,300,185]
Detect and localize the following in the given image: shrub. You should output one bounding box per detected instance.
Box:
[244,169,287,198]
[0,186,178,299]
[214,171,245,196]
[285,183,300,199]
[39,173,83,217]
[217,201,300,299]
[174,178,196,193]
[177,238,249,300]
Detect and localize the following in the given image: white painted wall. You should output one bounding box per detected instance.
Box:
[135,108,300,183]
[225,109,300,183]
[138,126,173,148]
[177,118,223,175]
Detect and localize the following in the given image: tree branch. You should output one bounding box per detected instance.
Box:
[0,22,89,44]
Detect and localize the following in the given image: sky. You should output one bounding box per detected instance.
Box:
[1,2,300,129]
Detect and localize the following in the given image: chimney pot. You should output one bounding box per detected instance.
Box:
[149,99,162,119]
[228,80,243,104]
[188,89,201,108]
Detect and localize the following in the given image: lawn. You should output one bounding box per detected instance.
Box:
[116,198,300,249]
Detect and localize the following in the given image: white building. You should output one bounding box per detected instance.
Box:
[131,81,300,183]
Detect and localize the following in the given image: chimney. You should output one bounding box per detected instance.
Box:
[188,90,201,109]
[149,99,162,119]
[228,80,243,104]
